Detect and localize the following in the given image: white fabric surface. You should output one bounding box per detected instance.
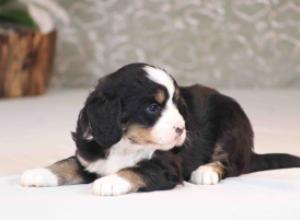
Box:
[0,89,300,220]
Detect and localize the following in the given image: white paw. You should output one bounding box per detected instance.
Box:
[92,174,133,196]
[20,168,58,187]
[190,165,220,185]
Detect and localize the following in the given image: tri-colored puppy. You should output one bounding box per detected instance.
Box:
[21,63,300,196]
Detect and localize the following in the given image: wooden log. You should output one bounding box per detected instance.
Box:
[0,29,56,98]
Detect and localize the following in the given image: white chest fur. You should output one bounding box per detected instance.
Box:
[80,138,155,176]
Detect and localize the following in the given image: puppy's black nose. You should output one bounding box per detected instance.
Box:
[175,127,184,135]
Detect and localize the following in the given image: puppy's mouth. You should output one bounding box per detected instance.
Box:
[175,131,186,146]
[125,125,186,150]
[150,132,186,150]
[127,136,184,150]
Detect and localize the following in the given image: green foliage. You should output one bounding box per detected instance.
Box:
[0,0,12,6]
[0,0,68,30]
[0,9,36,28]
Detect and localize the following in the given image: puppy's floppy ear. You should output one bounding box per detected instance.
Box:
[86,96,122,147]
[73,77,123,149]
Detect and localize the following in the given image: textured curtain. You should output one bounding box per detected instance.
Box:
[53,0,300,88]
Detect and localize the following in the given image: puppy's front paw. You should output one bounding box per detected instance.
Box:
[20,168,58,187]
[190,164,221,185]
[92,174,133,196]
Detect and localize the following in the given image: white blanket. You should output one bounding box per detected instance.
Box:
[0,89,299,220]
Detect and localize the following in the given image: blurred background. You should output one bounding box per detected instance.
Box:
[53,0,300,89]
[1,0,300,95]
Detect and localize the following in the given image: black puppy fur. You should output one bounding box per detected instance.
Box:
[22,63,300,193]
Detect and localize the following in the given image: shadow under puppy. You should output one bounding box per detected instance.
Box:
[21,63,300,196]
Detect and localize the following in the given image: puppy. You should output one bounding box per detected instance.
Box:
[21,63,300,196]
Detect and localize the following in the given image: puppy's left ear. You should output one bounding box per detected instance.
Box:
[86,96,122,148]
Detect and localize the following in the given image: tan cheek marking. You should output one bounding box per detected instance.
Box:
[126,125,154,144]
[118,169,146,191]
[154,89,166,104]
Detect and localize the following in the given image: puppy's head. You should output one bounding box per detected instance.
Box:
[76,63,186,151]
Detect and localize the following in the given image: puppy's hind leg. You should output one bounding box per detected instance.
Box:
[21,156,96,187]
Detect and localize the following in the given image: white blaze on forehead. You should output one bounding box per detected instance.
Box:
[143,66,175,102]
[143,65,185,149]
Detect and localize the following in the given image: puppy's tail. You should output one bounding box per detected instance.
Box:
[244,153,300,174]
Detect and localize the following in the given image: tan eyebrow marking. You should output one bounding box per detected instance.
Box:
[154,89,166,104]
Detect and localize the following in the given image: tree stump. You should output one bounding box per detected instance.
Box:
[0,29,56,98]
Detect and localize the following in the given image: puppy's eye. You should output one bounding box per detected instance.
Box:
[145,103,161,115]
